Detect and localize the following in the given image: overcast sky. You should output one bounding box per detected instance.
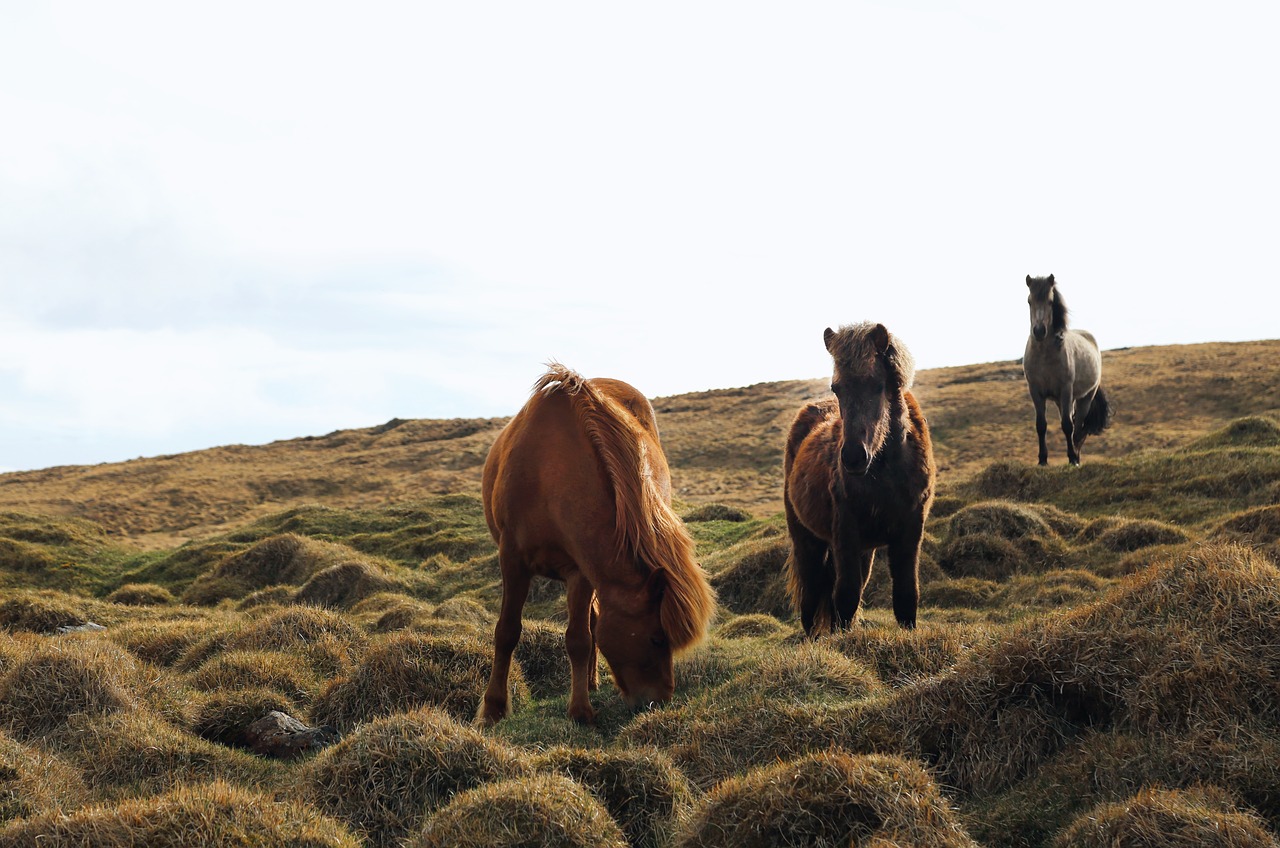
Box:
[1,2,1277,472]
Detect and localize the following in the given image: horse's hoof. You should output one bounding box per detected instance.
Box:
[568,704,597,725]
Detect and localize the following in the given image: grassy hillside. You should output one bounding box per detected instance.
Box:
[0,339,1276,548]
[0,339,1278,846]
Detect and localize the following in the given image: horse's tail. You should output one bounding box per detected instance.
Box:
[535,363,714,653]
[1083,384,1113,436]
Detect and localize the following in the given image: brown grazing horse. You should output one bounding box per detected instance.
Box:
[783,323,935,634]
[479,364,715,725]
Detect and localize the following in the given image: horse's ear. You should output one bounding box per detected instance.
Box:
[1026,274,1033,287]
[1047,274,1055,285]
[870,323,890,355]
[823,327,836,353]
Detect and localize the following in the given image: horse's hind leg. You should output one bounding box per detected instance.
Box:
[478,543,531,726]
[587,597,600,691]
[1059,392,1080,465]
[564,573,598,723]
[1072,389,1097,452]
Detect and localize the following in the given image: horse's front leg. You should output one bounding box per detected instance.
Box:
[833,547,873,630]
[886,522,924,629]
[786,509,833,637]
[1032,394,1049,465]
[564,573,597,724]
[478,544,531,726]
[830,506,870,631]
[1059,391,1080,465]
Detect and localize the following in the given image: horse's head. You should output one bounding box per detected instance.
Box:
[1026,274,1065,341]
[823,322,915,477]
[595,571,677,711]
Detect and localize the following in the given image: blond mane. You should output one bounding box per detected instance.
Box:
[534,363,714,651]
[825,322,916,390]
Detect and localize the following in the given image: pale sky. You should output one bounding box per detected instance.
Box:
[2,2,1277,472]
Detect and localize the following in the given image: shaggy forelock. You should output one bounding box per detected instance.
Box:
[828,322,915,390]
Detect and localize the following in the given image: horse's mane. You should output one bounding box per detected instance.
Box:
[534,363,713,652]
[826,322,916,391]
[1051,288,1069,333]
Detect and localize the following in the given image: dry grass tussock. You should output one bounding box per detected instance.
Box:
[43,708,274,801]
[1052,785,1280,848]
[309,631,527,731]
[301,707,532,848]
[181,533,379,605]
[0,730,88,825]
[534,746,694,848]
[0,636,181,740]
[0,780,359,847]
[674,751,978,848]
[409,773,628,848]
[883,544,1280,799]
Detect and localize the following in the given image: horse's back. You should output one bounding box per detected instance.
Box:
[483,384,617,564]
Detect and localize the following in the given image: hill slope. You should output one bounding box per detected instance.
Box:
[0,340,1275,547]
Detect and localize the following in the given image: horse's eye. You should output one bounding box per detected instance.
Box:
[650,636,668,648]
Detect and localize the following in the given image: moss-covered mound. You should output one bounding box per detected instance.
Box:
[674,751,978,848]
[535,746,694,848]
[683,503,751,523]
[1051,785,1280,848]
[1190,416,1280,449]
[303,707,531,848]
[715,613,790,640]
[409,773,628,848]
[937,502,1071,580]
[0,780,359,847]
[704,537,792,618]
[105,583,176,606]
[181,533,359,605]
[511,618,570,699]
[293,561,403,609]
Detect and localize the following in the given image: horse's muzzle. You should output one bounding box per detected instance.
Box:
[841,444,871,476]
[1032,325,1047,341]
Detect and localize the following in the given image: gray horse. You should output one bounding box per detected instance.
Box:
[1023,274,1112,465]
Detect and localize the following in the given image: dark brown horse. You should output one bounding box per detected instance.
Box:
[479,363,715,725]
[783,323,935,634]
